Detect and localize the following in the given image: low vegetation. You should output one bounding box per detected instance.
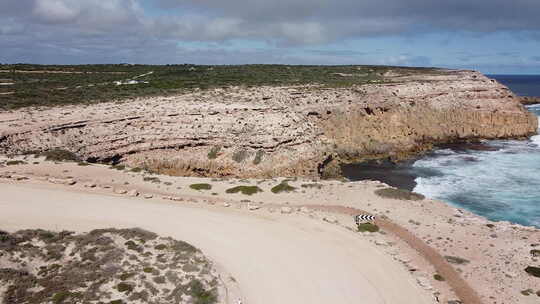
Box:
[6,160,26,165]
[271,181,296,194]
[207,146,221,160]
[143,176,161,183]
[525,266,540,278]
[374,188,425,201]
[444,255,470,265]
[301,183,323,189]
[0,228,220,304]
[357,223,380,233]
[433,274,445,281]
[41,149,80,162]
[225,185,263,195]
[232,149,249,163]
[0,64,446,110]
[253,150,264,165]
[190,183,212,191]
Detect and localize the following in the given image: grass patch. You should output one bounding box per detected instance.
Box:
[271,181,296,194]
[190,183,212,191]
[531,249,540,257]
[130,167,143,173]
[225,185,263,195]
[207,146,221,160]
[374,188,425,201]
[357,223,380,233]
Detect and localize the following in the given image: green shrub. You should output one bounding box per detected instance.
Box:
[119,272,135,281]
[143,176,161,183]
[530,249,540,257]
[525,266,540,278]
[357,223,379,233]
[188,280,217,304]
[207,146,221,159]
[116,282,133,293]
[6,160,26,165]
[271,181,296,194]
[433,274,445,281]
[374,188,425,201]
[190,183,212,191]
[41,149,80,162]
[130,167,143,173]
[253,150,264,165]
[521,289,534,296]
[52,292,70,304]
[225,185,263,195]
[154,244,167,250]
[111,164,126,170]
[143,267,154,273]
[232,149,249,163]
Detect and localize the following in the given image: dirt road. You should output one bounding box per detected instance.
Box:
[0,182,432,304]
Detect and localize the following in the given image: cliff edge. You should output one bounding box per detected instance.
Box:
[0,68,537,178]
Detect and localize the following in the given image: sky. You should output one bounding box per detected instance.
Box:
[1,0,540,74]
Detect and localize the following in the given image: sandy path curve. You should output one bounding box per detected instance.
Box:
[0,183,433,304]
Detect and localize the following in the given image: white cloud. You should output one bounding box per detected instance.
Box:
[32,0,79,24]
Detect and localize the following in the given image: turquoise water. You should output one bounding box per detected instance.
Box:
[413,76,540,227]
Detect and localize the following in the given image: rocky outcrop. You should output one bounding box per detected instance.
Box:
[0,69,537,178]
[520,96,540,105]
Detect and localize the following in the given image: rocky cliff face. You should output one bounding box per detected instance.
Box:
[0,69,537,178]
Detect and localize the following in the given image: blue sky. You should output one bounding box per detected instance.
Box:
[1,0,540,74]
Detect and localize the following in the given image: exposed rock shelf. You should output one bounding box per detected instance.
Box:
[0,69,537,178]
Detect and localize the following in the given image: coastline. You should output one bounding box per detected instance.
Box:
[1,156,539,304]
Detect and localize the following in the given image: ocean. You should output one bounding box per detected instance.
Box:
[343,75,540,227]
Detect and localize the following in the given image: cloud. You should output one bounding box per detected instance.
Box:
[0,0,539,69]
[32,0,80,24]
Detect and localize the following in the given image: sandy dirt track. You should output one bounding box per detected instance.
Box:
[0,182,433,304]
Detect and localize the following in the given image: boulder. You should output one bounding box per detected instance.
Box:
[248,204,260,211]
[114,188,127,194]
[127,189,139,197]
[323,216,338,224]
[48,177,76,185]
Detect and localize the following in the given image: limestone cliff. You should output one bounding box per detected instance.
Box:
[0,69,537,178]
